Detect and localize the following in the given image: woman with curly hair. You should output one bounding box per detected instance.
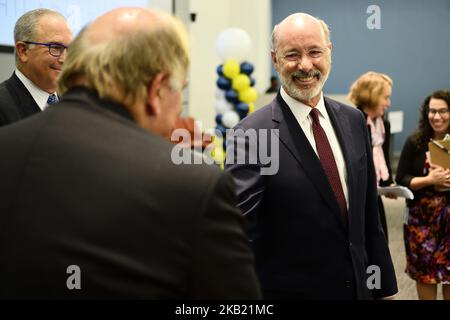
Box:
[396,89,450,300]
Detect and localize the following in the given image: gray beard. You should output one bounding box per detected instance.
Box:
[279,68,330,103]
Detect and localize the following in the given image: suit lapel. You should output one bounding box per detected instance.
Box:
[8,73,41,118]
[272,95,346,228]
[324,97,356,226]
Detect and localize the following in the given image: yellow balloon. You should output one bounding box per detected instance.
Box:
[222,59,240,79]
[248,102,255,114]
[211,137,226,166]
[239,87,258,103]
[232,74,250,91]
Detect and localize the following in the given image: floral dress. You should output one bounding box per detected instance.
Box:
[404,192,450,283]
[397,135,450,284]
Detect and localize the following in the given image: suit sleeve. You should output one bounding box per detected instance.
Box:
[189,171,262,299]
[224,125,265,242]
[395,136,417,188]
[361,113,398,298]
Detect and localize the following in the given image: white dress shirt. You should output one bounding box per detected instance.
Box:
[15,69,58,111]
[280,87,349,207]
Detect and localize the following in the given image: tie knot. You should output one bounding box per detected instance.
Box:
[310,108,320,124]
[47,94,59,105]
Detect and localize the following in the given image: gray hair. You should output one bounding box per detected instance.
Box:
[57,11,190,106]
[14,8,66,62]
[271,17,331,51]
[14,8,65,42]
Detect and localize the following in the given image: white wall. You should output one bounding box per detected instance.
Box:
[0,51,15,82]
[187,0,271,130]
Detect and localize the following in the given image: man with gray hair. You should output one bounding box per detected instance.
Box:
[0,8,261,299]
[226,12,398,299]
[0,8,72,126]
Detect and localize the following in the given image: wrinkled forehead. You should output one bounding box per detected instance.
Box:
[35,14,71,38]
[276,16,327,50]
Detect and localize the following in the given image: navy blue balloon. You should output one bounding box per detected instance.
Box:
[240,62,254,75]
[215,124,227,137]
[236,102,249,119]
[216,76,231,90]
[222,139,227,151]
[215,114,223,125]
[250,77,255,87]
[216,64,224,76]
[225,89,239,103]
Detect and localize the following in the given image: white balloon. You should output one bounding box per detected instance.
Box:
[215,28,252,62]
[222,110,240,128]
[214,99,233,114]
[216,88,225,100]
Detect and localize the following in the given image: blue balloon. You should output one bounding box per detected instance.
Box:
[215,114,223,125]
[236,102,249,119]
[215,124,227,137]
[240,62,254,75]
[225,89,239,103]
[236,102,249,112]
[222,139,227,151]
[250,77,255,87]
[216,64,224,76]
[216,76,231,90]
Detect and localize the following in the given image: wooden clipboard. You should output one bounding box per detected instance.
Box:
[428,139,450,169]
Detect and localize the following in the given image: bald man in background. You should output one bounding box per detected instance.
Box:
[0,7,261,299]
[0,8,72,126]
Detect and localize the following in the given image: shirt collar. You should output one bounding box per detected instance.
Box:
[15,69,57,111]
[280,86,328,123]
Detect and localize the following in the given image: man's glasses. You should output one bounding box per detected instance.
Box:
[277,47,327,63]
[23,41,68,57]
[428,108,450,116]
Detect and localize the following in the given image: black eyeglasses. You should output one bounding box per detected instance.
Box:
[428,108,450,117]
[23,41,68,57]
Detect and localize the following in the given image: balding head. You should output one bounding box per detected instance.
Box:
[58,7,189,106]
[86,8,166,44]
[272,13,330,51]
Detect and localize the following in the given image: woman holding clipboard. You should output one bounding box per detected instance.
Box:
[396,90,450,300]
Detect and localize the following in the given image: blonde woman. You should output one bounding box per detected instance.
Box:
[348,71,394,241]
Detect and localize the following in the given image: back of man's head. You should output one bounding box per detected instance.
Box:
[57,8,190,108]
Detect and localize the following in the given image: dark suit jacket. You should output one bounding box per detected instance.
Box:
[0,72,41,126]
[225,93,397,299]
[0,87,261,299]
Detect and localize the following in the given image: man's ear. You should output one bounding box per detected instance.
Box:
[271,49,277,65]
[15,42,29,63]
[146,72,170,116]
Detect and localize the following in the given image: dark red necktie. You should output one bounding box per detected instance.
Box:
[310,108,348,219]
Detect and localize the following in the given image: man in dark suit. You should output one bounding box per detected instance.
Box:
[0,9,72,126]
[225,13,397,299]
[0,8,261,299]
